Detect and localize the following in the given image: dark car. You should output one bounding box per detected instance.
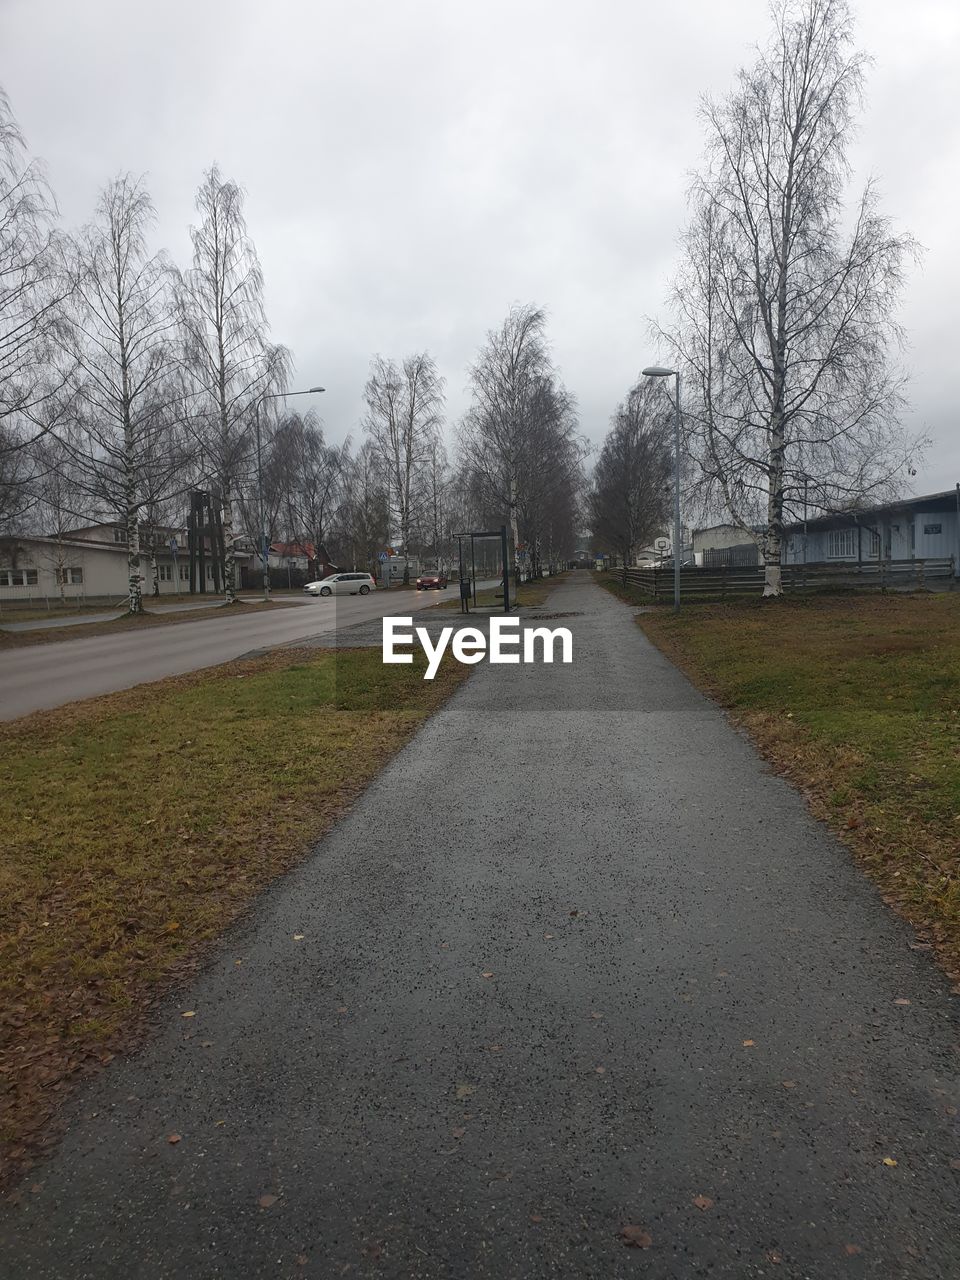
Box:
[416,570,448,590]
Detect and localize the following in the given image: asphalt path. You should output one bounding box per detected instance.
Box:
[0,586,473,720]
[2,572,958,1277]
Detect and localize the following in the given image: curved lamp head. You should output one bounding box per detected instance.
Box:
[642,366,677,377]
[307,386,326,393]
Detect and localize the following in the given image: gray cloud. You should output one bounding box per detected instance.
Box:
[5,0,958,490]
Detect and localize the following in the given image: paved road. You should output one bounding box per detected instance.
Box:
[2,573,958,1277]
[0,587,469,720]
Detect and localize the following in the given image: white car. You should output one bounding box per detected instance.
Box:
[304,572,376,597]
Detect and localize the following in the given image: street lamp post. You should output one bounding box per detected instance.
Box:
[642,366,682,614]
[254,385,325,601]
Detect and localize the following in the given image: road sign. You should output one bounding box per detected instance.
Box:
[378,551,388,563]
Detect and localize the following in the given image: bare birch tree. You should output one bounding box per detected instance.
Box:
[363,352,443,582]
[177,166,288,602]
[338,438,389,573]
[263,410,349,567]
[460,304,581,585]
[60,175,181,613]
[0,86,71,457]
[661,0,921,595]
[590,380,673,571]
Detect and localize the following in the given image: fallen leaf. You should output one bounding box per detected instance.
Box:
[530,1214,544,1224]
[451,1127,466,1139]
[455,1083,475,1099]
[618,1225,652,1249]
[201,1041,213,1048]
[882,1157,898,1167]
[336,1005,348,1013]
[590,1011,604,1020]
[781,1080,797,1089]
[258,1193,278,1208]
[595,1065,606,1074]
[488,1044,503,1053]
[440,942,449,949]
[742,1039,755,1047]
[543,933,555,940]
[167,1133,181,1144]
[163,921,180,932]
[181,1011,196,1018]
[692,1195,714,1211]
[716,970,729,977]
[293,934,305,941]
[481,971,494,979]
[843,1244,863,1256]
[949,1158,960,1170]
[295,1256,308,1267]
[894,998,911,1006]
[766,1250,783,1264]
[569,910,579,918]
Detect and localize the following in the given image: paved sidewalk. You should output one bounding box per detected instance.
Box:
[2,573,958,1278]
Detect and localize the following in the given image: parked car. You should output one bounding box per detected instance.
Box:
[304,572,375,597]
[416,570,448,590]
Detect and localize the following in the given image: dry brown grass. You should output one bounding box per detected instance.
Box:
[0,646,469,1185]
[635,593,960,983]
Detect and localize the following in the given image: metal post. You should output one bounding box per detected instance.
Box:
[501,525,510,613]
[255,405,269,602]
[803,476,808,564]
[673,372,681,615]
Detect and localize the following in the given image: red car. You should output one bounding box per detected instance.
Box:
[416,570,448,590]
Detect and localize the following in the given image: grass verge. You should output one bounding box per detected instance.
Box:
[0,598,297,650]
[632,593,960,980]
[0,646,469,1185]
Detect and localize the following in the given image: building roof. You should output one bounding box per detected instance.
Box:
[270,541,316,559]
[786,487,958,531]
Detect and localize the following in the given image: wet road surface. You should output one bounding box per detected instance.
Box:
[0,586,467,720]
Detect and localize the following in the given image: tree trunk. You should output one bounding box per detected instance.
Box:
[221,484,236,604]
[762,413,785,598]
[127,505,142,614]
[508,475,521,589]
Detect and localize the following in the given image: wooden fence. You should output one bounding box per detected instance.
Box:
[611,558,957,600]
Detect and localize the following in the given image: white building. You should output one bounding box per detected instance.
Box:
[0,522,250,606]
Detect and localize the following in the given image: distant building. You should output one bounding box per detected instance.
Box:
[0,521,250,604]
[783,489,959,570]
[692,524,761,568]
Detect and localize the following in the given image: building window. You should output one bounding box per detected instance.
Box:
[867,531,881,557]
[179,564,189,581]
[158,565,172,581]
[57,567,83,585]
[206,564,213,580]
[1,567,40,586]
[827,528,856,558]
[113,527,128,544]
[923,523,942,535]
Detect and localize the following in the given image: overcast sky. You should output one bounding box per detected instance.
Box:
[4,0,958,493]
